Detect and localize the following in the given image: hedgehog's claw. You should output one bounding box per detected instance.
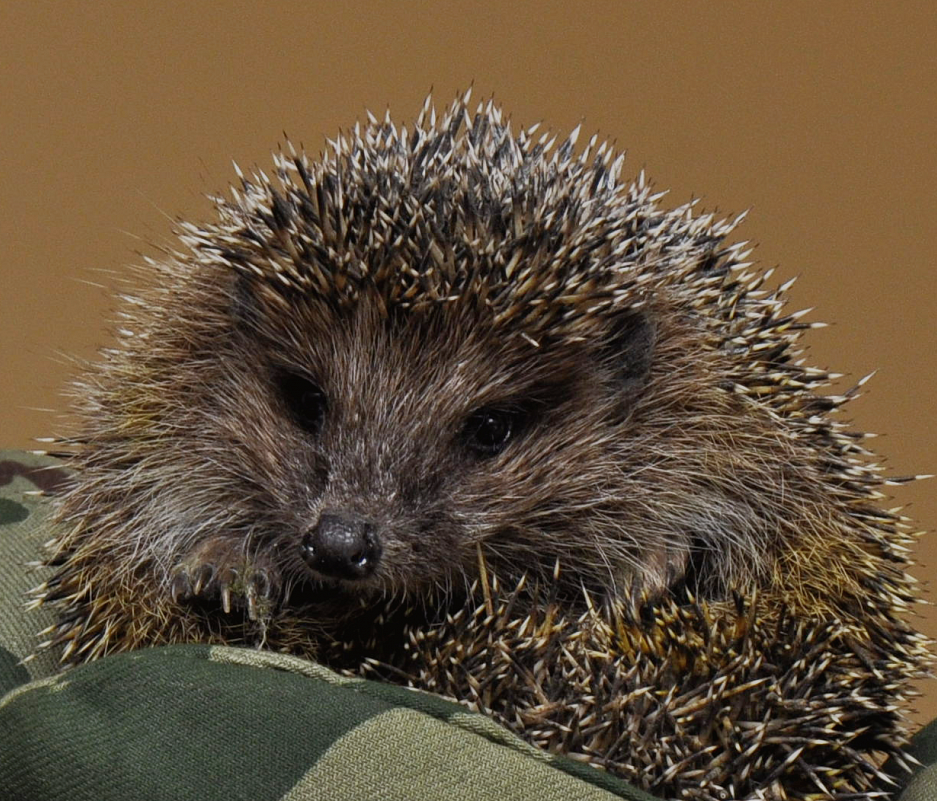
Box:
[169,570,191,604]
[246,584,259,620]
[245,567,277,621]
[192,563,215,595]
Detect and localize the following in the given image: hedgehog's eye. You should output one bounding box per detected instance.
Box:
[461,407,522,457]
[277,372,327,435]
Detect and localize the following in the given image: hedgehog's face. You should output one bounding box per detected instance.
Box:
[222,288,661,599]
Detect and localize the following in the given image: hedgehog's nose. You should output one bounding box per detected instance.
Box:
[302,511,382,580]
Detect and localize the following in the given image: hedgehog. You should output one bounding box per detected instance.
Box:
[32,91,931,800]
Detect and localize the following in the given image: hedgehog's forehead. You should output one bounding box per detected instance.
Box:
[246,256,646,348]
[224,189,646,343]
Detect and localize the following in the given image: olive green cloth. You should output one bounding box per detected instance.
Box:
[1,645,649,801]
[896,720,937,801]
[0,449,932,800]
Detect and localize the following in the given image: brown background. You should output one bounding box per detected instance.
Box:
[2,2,935,720]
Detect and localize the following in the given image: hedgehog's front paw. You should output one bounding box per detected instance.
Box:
[170,537,279,621]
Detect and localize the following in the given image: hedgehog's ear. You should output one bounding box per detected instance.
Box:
[231,273,263,330]
[605,308,655,398]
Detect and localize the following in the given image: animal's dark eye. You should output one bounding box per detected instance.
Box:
[462,408,522,456]
[277,372,327,435]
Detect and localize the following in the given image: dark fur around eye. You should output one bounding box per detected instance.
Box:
[461,407,526,457]
[276,371,328,434]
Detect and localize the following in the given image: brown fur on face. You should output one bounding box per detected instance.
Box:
[43,247,873,653]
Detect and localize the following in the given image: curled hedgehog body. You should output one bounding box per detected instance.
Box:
[35,93,930,800]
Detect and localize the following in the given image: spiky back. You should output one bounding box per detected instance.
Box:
[185,94,746,341]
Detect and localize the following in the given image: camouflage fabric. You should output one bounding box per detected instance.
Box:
[2,645,654,801]
[0,450,647,800]
[0,450,64,691]
[0,449,933,800]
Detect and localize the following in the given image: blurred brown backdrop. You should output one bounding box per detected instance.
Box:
[2,1,935,719]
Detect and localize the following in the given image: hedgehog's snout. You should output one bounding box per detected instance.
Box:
[301,510,382,580]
